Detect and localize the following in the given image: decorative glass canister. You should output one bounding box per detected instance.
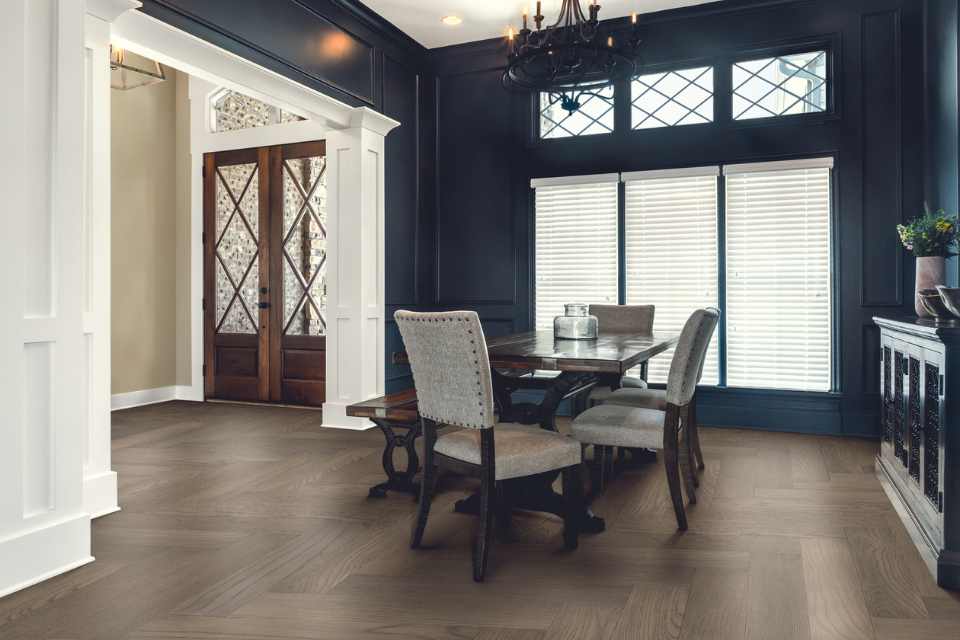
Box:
[554,303,599,340]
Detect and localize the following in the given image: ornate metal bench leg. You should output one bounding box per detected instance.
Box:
[369,420,421,498]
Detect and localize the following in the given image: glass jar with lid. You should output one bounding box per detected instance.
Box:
[553,303,599,340]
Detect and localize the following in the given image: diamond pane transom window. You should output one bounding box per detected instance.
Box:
[282,155,328,337]
[215,163,260,335]
[211,89,306,133]
[632,66,714,130]
[732,51,827,121]
[540,86,615,139]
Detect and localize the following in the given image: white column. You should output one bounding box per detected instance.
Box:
[322,108,399,429]
[81,0,141,519]
[0,0,93,597]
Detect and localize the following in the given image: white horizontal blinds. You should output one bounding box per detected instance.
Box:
[623,167,720,384]
[725,159,833,391]
[533,176,619,330]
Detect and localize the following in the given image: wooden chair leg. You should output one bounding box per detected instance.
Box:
[664,405,688,531]
[561,464,584,550]
[683,407,699,490]
[495,481,512,540]
[593,445,608,495]
[473,430,496,582]
[679,411,697,505]
[690,398,705,471]
[410,419,436,549]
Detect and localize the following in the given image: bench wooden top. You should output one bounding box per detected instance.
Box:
[346,389,418,423]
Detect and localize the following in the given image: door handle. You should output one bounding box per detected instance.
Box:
[258,302,271,309]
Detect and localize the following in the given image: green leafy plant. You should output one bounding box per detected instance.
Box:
[897,205,959,257]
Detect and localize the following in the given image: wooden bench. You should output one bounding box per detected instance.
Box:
[346,390,421,499]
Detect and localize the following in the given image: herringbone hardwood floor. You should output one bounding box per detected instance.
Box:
[1,400,959,639]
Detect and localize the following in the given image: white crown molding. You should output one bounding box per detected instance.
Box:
[86,0,141,23]
[349,106,401,136]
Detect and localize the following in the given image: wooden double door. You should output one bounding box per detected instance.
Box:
[203,141,328,406]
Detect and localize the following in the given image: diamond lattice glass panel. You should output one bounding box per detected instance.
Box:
[732,51,827,120]
[282,156,328,336]
[540,86,615,139]
[214,162,259,335]
[632,67,714,130]
[216,164,258,239]
[216,261,255,334]
[212,89,306,132]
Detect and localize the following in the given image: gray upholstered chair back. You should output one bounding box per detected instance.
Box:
[665,308,720,407]
[395,310,496,429]
[589,304,656,334]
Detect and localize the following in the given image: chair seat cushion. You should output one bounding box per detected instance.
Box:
[604,388,667,410]
[571,405,665,449]
[435,423,582,480]
[589,376,648,403]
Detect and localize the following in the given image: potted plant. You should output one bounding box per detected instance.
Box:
[898,206,959,317]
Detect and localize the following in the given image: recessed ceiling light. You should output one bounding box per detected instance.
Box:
[441,15,463,26]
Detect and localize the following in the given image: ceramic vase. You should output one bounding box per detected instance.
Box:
[916,256,947,317]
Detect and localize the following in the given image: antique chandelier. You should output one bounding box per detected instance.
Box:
[502,1,642,114]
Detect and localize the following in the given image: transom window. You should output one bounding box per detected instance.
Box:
[539,86,615,139]
[732,50,828,120]
[532,157,834,393]
[632,66,714,129]
[210,88,306,133]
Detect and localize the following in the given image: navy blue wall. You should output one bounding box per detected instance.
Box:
[428,0,925,437]
[139,0,435,392]
[926,0,960,287]
[141,0,945,436]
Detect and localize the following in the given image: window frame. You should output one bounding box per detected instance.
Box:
[535,86,618,141]
[727,36,840,129]
[529,154,840,394]
[628,60,718,133]
[528,35,840,144]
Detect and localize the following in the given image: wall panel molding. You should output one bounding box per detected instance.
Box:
[860,9,904,307]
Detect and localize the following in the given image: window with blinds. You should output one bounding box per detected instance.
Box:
[725,159,833,391]
[623,168,720,384]
[533,175,620,330]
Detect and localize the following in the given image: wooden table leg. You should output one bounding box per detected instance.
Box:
[368,419,421,499]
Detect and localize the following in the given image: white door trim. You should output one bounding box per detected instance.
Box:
[108,10,396,427]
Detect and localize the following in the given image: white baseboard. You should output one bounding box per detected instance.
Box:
[111,385,204,410]
[84,470,120,519]
[111,385,178,410]
[0,514,94,599]
[320,401,376,431]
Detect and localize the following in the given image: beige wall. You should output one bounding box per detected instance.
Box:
[111,67,189,395]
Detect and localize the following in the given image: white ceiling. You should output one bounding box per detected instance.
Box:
[364,0,718,49]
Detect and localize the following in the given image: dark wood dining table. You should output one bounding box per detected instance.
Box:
[397,329,679,534]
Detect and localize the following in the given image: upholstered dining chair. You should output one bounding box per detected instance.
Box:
[587,305,656,404]
[601,307,721,482]
[569,308,720,530]
[395,310,584,582]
